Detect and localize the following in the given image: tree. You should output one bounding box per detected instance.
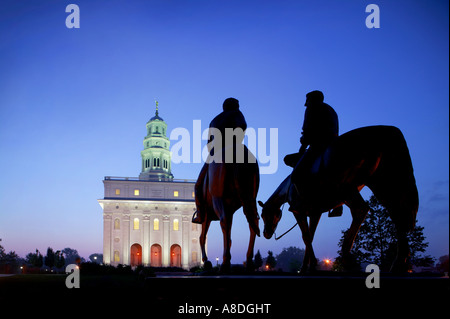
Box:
[275,246,305,272]
[0,239,24,273]
[436,255,449,274]
[335,195,433,272]
[253,250,263,270]
[89,253,103,264]
[44,247,55,270]
[62,248,83,265]
[55,250,65,269]
[265,251,276,270]
[0,239,5,260]
[25,249,43,268]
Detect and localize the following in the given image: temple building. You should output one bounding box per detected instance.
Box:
[98,103,200,269]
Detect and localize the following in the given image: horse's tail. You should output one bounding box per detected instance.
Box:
[368,126,419,233]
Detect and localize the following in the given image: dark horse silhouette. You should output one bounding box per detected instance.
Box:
[198,145,260,272]
[259,126,418,273]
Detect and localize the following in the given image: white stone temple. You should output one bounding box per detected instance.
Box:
[98,102,201,269]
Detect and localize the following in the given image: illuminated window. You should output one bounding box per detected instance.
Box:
[173,218,179,231]
[153,218,159,231]
[114,218,120,230]
[173,191,179,197]
[115,189,120,195]
[133,218,140,230]
[192,191,195,198]
[134,189,140,196]
[114,251,120,262]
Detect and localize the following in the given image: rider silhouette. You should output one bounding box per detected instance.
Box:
[286,90,343,217]
[192,98,259,228]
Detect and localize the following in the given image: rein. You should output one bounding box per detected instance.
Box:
[274,177,298,240]
[275,222,298,240]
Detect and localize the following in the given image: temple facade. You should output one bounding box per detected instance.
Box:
[98,103,201,269]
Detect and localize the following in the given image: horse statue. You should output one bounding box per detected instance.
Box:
[197,144,260,272]
[259,125,419,273]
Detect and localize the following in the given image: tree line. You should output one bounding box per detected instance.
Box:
[0,241,102,274]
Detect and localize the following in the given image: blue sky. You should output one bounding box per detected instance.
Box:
[0,0,448,264]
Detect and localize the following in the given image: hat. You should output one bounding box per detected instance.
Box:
[223,97,240,111]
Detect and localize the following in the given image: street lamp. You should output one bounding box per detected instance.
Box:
[216,257,219,266]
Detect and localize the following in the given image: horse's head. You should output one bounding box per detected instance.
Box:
[258,200,282,239]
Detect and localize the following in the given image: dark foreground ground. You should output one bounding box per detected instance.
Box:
[0,272,448,317]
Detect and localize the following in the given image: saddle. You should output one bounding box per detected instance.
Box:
[287,144,343,217]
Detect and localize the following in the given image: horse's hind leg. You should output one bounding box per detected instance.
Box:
[390,207,411,273]
[390,229,409,273]
[342,191,369,271]
[200,218,212,269]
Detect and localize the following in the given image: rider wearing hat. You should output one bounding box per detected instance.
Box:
[192,98,260,229]
[286,90,343,217]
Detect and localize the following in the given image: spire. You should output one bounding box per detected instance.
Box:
[148,99,163,122]
[140,100,173,181]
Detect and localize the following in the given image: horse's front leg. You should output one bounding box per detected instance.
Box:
[294,212,317,274]
[212,197,233,273]
[200,218,212,269]
[246,225,257,270]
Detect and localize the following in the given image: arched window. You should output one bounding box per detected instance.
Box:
[133,218,140,230]
[114,218,120,230]
[153,218,159,231]
[114,251,120,262]
[173,218,179,231]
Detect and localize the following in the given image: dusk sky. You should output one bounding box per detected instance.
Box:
[0,0,448,264]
